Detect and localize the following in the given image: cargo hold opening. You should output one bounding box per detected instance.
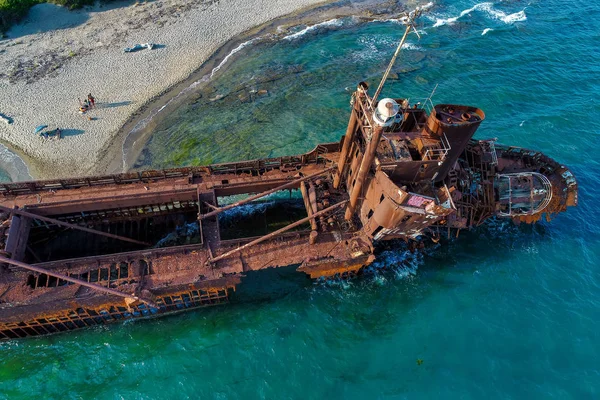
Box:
[217,189,310,241]
[21,197,200,264]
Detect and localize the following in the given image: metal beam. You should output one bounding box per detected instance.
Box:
[209,200,347,264]
[199,166,335,220]
[0,205,150,247]
[0,256,154,306]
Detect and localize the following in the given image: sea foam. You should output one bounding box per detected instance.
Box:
[432,2,526,27]
[283,19,344,41]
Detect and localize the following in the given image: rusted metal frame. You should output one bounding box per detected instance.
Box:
[33,239,204,271]
[209,201,347,264]
[199,167,335,220]
[0,205,149,247]
[0,143,339,196]
[299,182,318,232]
[0,256,154,305]
[195,185,205,245]
[345,123,384,220]
[334,106,359,189]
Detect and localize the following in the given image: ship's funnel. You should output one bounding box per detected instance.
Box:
[426,104,485,182]
[373,98,399,126]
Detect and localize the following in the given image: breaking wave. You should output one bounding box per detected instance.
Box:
[482,27,493,35]
[432,2,526,27]
[283,18,344,41]
[210,37,263,78]
[402,42,423,51]
[365,249,425,279]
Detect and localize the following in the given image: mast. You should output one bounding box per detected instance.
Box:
[343,7,425,220]
[371,7,424,105]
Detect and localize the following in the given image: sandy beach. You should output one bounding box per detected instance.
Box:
[0,0,345,180]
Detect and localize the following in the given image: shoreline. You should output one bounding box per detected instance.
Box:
[0,0,406,182]
[104,0,389,176]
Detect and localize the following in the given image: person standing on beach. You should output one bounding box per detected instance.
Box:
[88,93,95,108]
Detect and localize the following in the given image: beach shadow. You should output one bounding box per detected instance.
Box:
[60,129,85,137]
[96,101,133,109]
[0,114,13,124]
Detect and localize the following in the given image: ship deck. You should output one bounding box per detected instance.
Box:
[0,143,373,331]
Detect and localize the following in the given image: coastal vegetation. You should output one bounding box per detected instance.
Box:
[0,0,105,33]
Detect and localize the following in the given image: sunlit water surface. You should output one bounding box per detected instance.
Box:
[2,0,599,398]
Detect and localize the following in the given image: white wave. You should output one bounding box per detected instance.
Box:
[500,10,527,23]
[419,2,435,12]
[433,2,488,27]
[365,248,425,279]
[210,37,261,78]
[482,27,493,35]
[0,143,33,182]
[432,2,526,28]
[402,42,423,50]
[283,18,343,41]
[477,3,527,24]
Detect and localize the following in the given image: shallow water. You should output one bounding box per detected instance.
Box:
[2,0,600,398]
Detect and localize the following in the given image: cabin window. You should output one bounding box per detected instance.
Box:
[367,209,374,219]
[380,194,385,203]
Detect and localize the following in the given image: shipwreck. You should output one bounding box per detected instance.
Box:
[0,11,577,340]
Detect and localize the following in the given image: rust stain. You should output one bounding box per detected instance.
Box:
[0,76,577,341]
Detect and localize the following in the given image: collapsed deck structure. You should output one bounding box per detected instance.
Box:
[0,12,577,340]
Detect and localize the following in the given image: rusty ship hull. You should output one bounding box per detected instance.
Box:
[0,13,577,339]
[0,90,577,340]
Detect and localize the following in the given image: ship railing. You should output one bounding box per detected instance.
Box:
[0,143,339,196]
[478,139,498,166]
[422,132,451,161]
[407,84,438,116]
[496,172,553,216]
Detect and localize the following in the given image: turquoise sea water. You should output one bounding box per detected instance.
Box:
[2,0,600,398]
